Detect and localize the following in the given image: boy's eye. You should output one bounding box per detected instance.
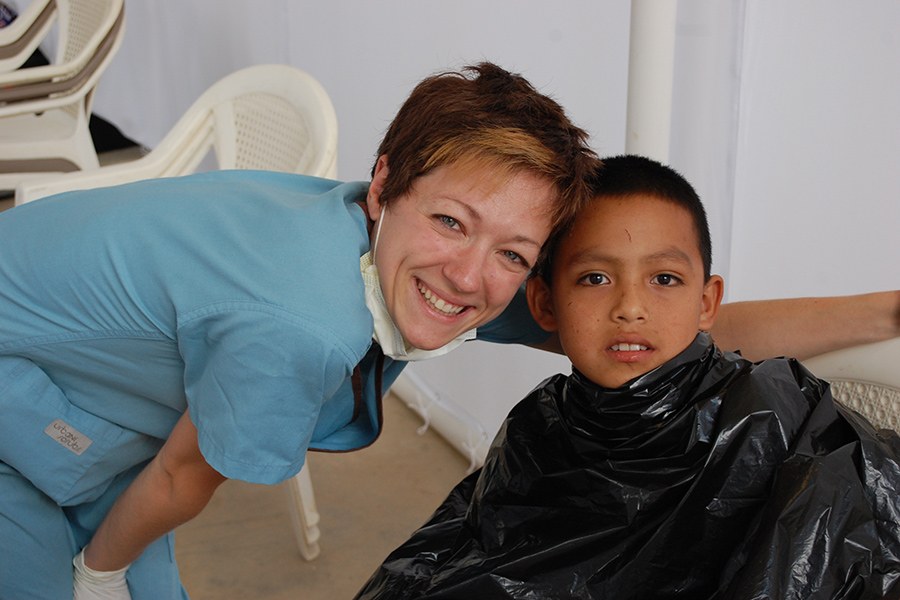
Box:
[579,273,609,286]
[653,273,682,286]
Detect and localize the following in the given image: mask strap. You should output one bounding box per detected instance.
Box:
[371,206,386,261]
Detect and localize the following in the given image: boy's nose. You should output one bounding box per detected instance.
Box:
[613,284,648,323]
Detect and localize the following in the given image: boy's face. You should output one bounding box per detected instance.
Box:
[527,194,723,388]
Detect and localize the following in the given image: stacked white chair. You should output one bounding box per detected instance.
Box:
[0,0,126,192]
[17,63,338,204]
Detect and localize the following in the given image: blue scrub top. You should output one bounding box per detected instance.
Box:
[0,170,547,502]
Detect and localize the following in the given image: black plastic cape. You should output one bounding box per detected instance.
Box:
[356,334,900,599]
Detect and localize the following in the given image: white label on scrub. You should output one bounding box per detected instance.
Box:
[44,419,93,456]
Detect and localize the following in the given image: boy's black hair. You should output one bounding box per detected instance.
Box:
[535,154,713,281]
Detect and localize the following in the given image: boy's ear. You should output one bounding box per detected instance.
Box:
[526,275,559,332]
[366,155,390,221]
[699,274,725,332]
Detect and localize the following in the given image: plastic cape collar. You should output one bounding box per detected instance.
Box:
[558,332,748,457]
[355,333,900,600]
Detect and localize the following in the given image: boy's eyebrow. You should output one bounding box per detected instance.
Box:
[644,248,694,265]
[566,247,694,267]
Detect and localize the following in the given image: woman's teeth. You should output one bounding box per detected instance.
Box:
[419,283,465,315]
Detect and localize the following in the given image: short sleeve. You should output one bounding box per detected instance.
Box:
[476,284,550,345]
[177,303,357,484]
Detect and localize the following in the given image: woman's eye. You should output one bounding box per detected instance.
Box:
[501,250,528,267]
[580,273,609,286]
[653,273,681,286]
[437,215,460,230]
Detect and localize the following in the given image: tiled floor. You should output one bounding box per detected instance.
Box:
[176,393,470,599]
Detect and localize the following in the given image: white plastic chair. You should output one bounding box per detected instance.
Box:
[14,64,338,562]
[16,63,338,205]
[0,0,126,192]
[803,337,900,433]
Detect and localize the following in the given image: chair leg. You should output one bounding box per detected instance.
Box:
[69,106,100,171]
[285,461,321,561]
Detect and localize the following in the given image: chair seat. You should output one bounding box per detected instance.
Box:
[0,109,80,144]
[0,170,70,192]
[803,337,900,433]
[0,108,97,181]
[829,379,900,431]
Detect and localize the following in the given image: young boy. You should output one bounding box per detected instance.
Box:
[355,155,900,599]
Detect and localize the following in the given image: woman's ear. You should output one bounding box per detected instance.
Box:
[526,276,559,333]
[367,155,390,221]
[699,274,725,332]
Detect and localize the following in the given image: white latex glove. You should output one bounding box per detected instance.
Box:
[73,549,132,600]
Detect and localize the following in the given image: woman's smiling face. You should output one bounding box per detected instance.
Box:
[366,157,555,351]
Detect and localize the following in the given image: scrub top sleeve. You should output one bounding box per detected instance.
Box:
[477,284,550,345]
[177,304,354,485]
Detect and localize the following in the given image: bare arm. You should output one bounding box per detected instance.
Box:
[709,290,900,361]
[82,410,227,571]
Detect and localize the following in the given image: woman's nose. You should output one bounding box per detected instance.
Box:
[442,246,483,293]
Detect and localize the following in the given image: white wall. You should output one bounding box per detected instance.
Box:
[727,1,900,301]
[669,1,900,304]
[90,1,630,181]
[80,1,899,463]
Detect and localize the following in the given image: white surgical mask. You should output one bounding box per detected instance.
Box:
[360,207,476,361]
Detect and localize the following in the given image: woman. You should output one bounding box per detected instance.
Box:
[0,63,896,599]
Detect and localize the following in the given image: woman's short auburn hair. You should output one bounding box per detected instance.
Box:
[373,62,598,230]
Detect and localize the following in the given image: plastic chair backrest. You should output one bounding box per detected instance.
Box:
[0,0,57,73]
[156,63,338,177]
[0,0,123,95]
[15,64,338,204]
[802,337,900,432]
